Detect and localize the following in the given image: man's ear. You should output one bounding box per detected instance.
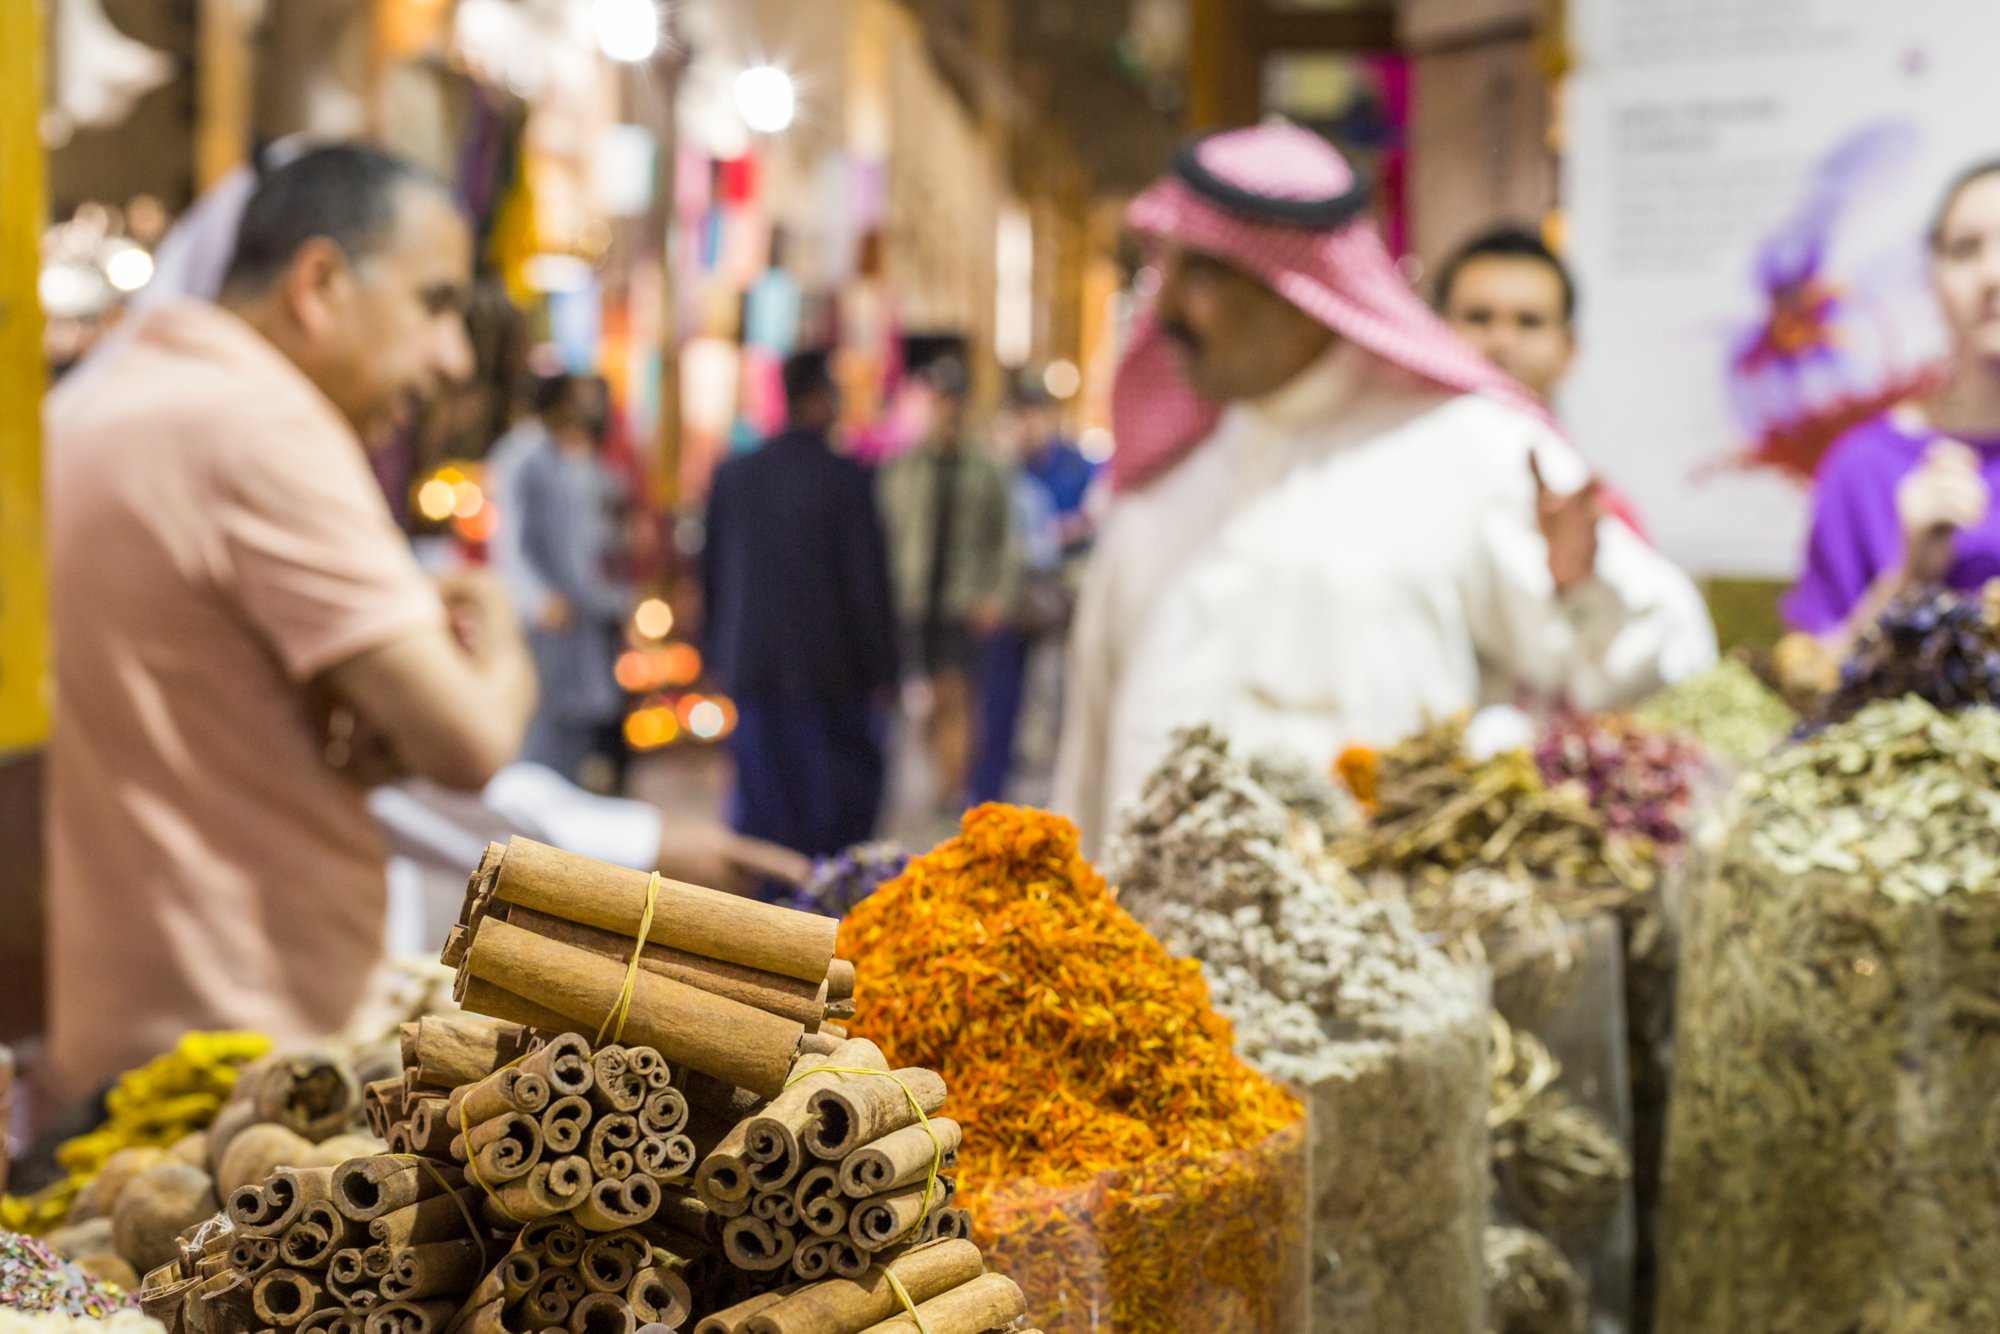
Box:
[281,237,353,341]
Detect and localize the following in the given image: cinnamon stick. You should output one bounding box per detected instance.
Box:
[849,1274,1025,1334]
[634,1134,694,1180]
[804,1071,947,1160]
[455,979,576,1036]
[404,1099,456,1159]
[408,1017,529,1091]
[363,1081,409,1141]
[367,1191,484,1249]
[625,1048,669,1090]
[751,1192,799,1228]
[587,1047,646,1115]
[279,1202,363,1269]
[692,1290,791,1334]
[364,1299,458,1334]
[838,1120,962,1199]
[577,1232,648,1295]
[516,1218,586,1266]
[484,1155,592,1222]
[848,1179,958,1250]
[625,1267,691,1329]
[721,1216,798,1274]
[586,1116,640,1181]
[573,1175,660,1232]
[325,1251,375,1311]
[932,1209,972,1242]
[249,1269,323,1327]
[482,838,838,983]
[299,1310,361,1334]
[567,1292,634,1334]
[231,1167,338,1239]
[229,1236,280,1279]
[828,1239,871,1281]
[540,1096,593,1155]
[520,1033,595,1098]
[523,1268,583,1326]
[796,1033,840,1059]
[818,1023,848,1041]
[463,920,805,1098]
[794,1169,847,1240]
[826,960,855,1004]
[380,1240,488,1302]
[744,1240,986,1334]
[791,1238,835,1282]
[637,1089,688,1138]
[446,1111,543,1184]
[497,905,832,1026]
[447,1067,551,1128]
[334,1158,467,1222]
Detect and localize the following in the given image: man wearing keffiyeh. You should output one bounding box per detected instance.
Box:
[1053,123,1717,856]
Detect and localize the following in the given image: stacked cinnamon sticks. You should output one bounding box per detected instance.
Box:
[442,840,854,1099]
[692,1041,971,1287]
[219,1153,495,1334]
[691,1240,1030,1334]
[451,1218,692,1334]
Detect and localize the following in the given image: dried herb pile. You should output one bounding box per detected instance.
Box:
[1811,586,2000,730]
[1661,697,2000,1331]
[1482,1226,1584,1334]
[1630,659,1795,766]
[838,804,1307,1333]
[1107,729,1487,1333]
[1533,711,1704,851]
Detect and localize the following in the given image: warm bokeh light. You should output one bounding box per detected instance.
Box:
[451,481,484,520]
[634,597,675,640]
[104,245,154,294]
[1080,426,1114,463]
[734,65,796,134]
[1042,359,1082,400]
[687,699,726,740]
[675,694,706,729]
[615,651,652,693]
[662,643,703,686]
[416,479,457,522]
[593,0,659,63]
[623,706,680,750]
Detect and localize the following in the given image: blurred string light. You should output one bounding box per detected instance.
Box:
[416,478,457,523]
[103,243,154,294]
[1080,426,1115,463]
[593,0,660,63]
[633,597,675,640]
[624,705,679,750]
[734,64,796,134]
[1042,359,1081,400]
[687,698,726,740]
[622,692,735,751]
[615,642,704,694]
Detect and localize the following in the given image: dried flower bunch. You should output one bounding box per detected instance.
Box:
[1811,586,2000,730]
[1661,697,2000,1331]
[1108,728,1488,1334]
[1533,710,1704,851]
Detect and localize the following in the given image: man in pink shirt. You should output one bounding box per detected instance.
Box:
[43,145,537,1100]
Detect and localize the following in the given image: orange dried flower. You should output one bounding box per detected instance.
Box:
[838,804,1307,1331]
[1337,744,1381,813]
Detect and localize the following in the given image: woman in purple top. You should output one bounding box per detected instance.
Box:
[1788,160,2000,647]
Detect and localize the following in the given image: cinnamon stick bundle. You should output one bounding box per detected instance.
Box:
[848,1273,1025,1334]
[334,1159,468,1222]
[495,905,836,1029]
[804,1071,947,1160]
[484,1156,593,1223]
[379,1241,489,1303]
[692,1289,792,1334]
[733,1043,888,1201]
[462,920,806,1098]
[837,1120,963,1200]
[625,1267,691,1328]
[566,1291,635,1334]
[467,837,838,985]
[368,1192,485,1250]
[232,1167,338,1239]
[540,1096,593,1155]
[744,1241,986,1334]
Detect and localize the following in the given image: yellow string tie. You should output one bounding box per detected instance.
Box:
[392,1152,492,1269]
[883,1269,933,1334]
[597,872,662,1046]
[782,1064,945,1242]
[446,1051,534,1228]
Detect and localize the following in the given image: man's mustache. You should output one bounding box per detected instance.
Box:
[1162,318,1202,354]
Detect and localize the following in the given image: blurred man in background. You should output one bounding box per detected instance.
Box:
[702,351,900,858]
[878,359,1018,812]
[44,145,536,1100]
[1435,225,1578,405]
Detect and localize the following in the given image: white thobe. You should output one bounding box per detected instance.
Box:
[1054,342,1717,856]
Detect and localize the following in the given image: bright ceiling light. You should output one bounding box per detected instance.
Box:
[593,0,659,63]
[734,65,796,134]
[104,244,154,294]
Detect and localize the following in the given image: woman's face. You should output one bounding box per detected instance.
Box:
[1933,173,2000,362]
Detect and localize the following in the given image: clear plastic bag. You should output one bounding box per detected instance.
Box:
[974,1113,1310,1333]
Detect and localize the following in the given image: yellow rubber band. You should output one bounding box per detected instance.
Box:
[883,1270,932,1334]
[446,1052,534,1228]
[783,1064,945,1242]
[392,1153,491,1269]
[597,873,661,1046]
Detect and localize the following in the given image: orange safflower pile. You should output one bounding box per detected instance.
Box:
[837,804,1306,1332]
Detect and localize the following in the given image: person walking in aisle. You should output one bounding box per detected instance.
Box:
[1054,123,1717,856]
[44,145,537,1100]
[878,359,1019,811]
[702,351,901,858]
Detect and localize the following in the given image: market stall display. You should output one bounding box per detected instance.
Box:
[1807,585,2000,729]
[1107,727,1485,1332]
[838,803,1307,1333]
[1660,697,2000,1331]
[1628,659,1796,766]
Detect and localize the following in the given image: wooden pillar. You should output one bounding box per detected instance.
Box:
[1186,0,1260,131]
[196,0,257,189]
[971,0,1010,410]
[0,0,47,756]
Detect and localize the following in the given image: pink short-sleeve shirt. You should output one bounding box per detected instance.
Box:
[44,301,443,1098]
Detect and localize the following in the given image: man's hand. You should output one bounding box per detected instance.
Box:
[1897,440,1989,585]
[1532,453,1602,594]
[436,568,524,662]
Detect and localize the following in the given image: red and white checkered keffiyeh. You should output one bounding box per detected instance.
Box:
[1110,123,1553,494]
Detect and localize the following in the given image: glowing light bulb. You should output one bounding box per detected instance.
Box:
[734,65,796,134]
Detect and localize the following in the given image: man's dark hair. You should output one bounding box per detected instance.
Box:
[221,143,449,297]
[528,371,578,421]
[1434,225,1577,323]
[782,351,836,416]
